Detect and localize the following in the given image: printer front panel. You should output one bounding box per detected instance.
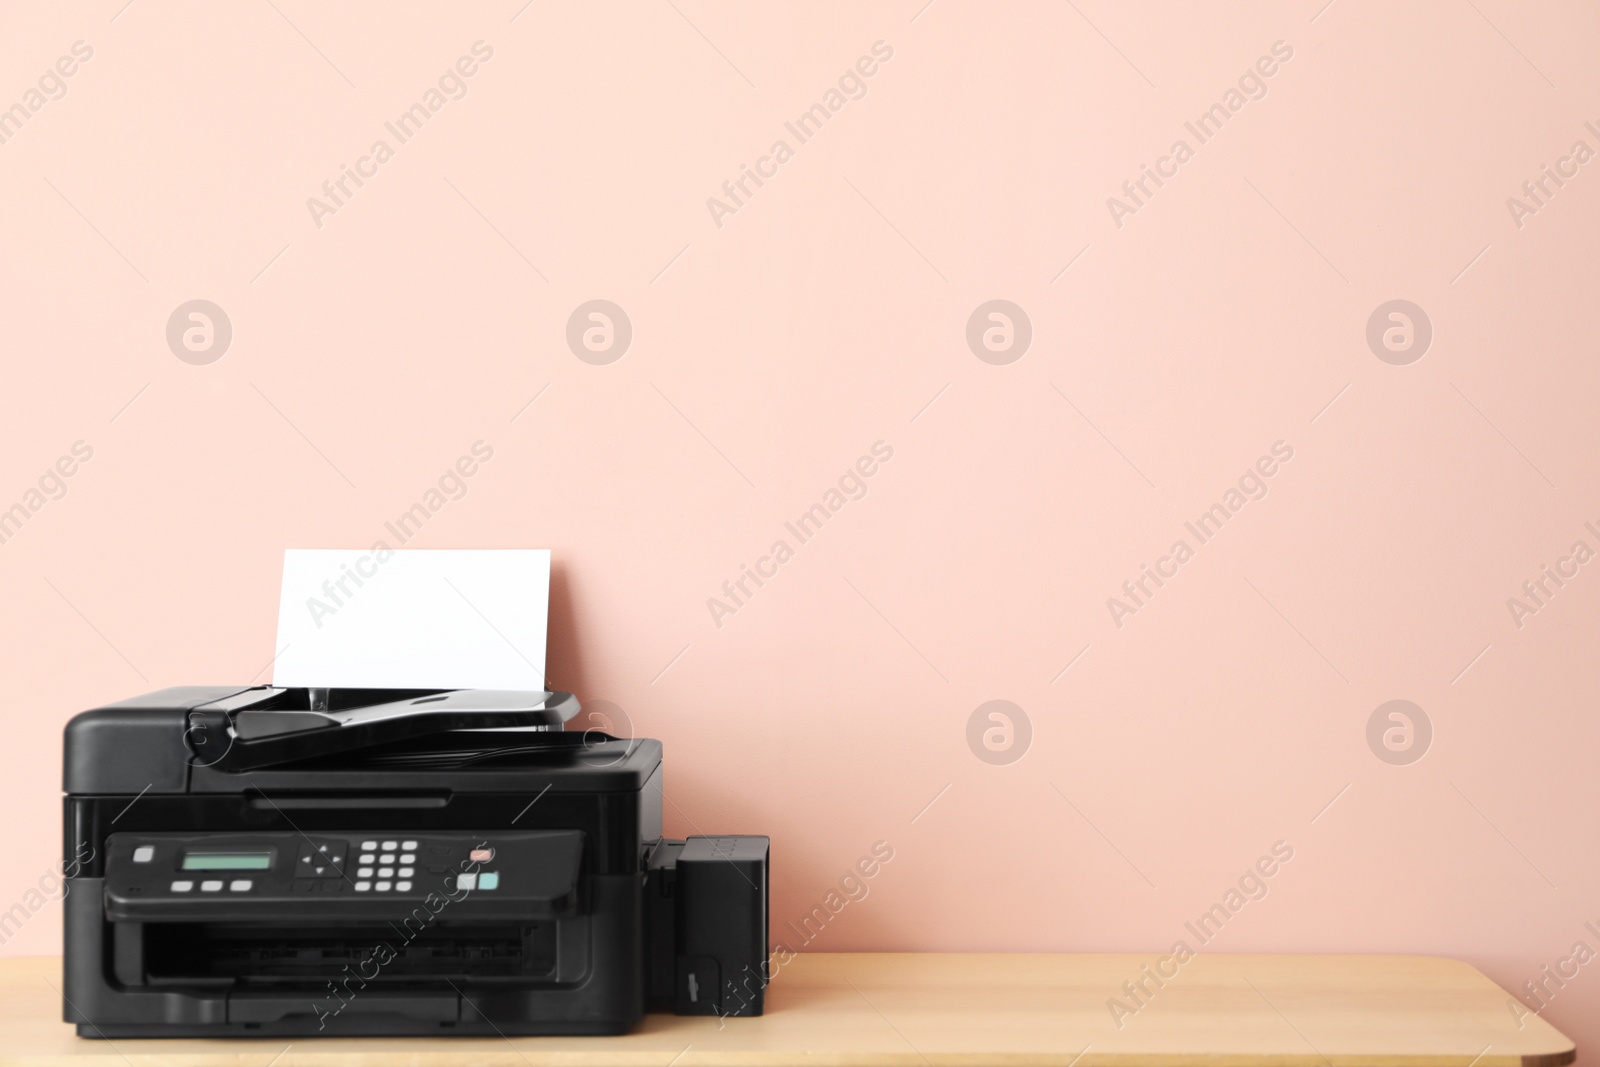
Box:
[63,796,651,1036]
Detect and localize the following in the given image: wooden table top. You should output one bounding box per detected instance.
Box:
[0,953,1575,1066]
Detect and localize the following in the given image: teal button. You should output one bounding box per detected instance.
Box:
[478,871,499,890]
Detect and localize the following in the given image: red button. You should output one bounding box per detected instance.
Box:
[469,848,493,862]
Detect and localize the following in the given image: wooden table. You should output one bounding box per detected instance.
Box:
[0,953,1574,1066]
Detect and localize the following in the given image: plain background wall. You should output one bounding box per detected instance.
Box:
[4,0,1600,1055]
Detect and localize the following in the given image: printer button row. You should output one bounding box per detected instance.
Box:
[350,880,411,892]
[292,879,345,893]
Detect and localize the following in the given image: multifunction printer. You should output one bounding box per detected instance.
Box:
[61,686,768,1036]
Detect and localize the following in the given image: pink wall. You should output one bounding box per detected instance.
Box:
[4,0,1600,1054]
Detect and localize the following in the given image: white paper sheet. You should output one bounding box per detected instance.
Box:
[272,548,550,690]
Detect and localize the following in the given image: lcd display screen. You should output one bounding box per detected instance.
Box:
[181,852,272,871]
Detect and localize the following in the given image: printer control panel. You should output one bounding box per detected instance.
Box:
[288,835,496,895]
[101,829,584,920]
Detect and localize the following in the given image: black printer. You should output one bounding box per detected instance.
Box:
[61,686,768,1037]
